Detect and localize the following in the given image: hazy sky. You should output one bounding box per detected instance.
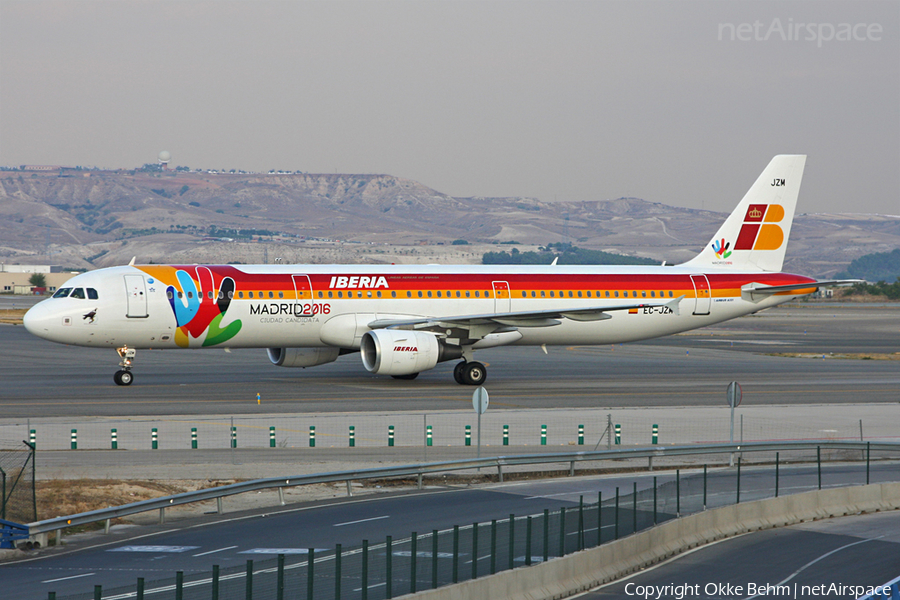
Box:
[2,1,897,214]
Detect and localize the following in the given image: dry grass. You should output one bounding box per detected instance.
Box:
[0,309,26,325]
[36,479,240,531]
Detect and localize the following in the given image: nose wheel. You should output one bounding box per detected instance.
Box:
[114,346,136,386]
[453,361,487,386]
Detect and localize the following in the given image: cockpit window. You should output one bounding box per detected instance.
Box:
[53,288,72,298]
[87,288,99,300]
[70,288,86,299]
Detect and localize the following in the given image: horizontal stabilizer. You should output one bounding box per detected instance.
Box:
[741,279,863,301]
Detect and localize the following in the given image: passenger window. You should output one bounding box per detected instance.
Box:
[568,291,573,298]
[391,291,396,298]
[238,291,244,298]
[228,291,234,299]
[328,291,333,298]
[166,290,174,300]
[650,291,656,298]
[318,291,323,298]
[633,291,638,298]
[87,288,99,300]
[278,291,284,298]
[475,291,480,298]
[418,291,423,298]
[187,291,193,299]
[377,291,382,298]
[642,291,647,298]
[248,292,254,298]
[407,291,412,298]
[531,291,536,298]
[338,291,343,298]
[578,291,582,298]
[549,291,555,297]
[456,291,461,298]
[53,288,72,298]
[669,291,674,297]
[541,291,546,298]
[367,291,372,298]
[436,291,442,298]
[622,291,628,298]
[605,291,610,298]
[466,291,471,298]
[586,291,592,298]
[614,291,619,298]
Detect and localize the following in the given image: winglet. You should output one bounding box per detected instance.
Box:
[128,256,136,266]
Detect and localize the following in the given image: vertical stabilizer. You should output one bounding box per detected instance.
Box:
[682,155,806,272]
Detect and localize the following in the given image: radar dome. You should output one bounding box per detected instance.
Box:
[158,151,171,162]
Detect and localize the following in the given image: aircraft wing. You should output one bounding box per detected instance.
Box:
[741,279,863,300]
[368,295,685,342]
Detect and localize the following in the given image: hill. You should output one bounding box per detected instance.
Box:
[1,169,897,277]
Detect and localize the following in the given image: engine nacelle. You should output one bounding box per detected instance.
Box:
[361,330,460,376]
[267,347,341,368]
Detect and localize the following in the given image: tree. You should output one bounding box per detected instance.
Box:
[28,273,47,288]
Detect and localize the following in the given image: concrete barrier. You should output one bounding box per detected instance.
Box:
[400,482,900,600]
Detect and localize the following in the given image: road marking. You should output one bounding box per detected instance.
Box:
[193,545,238,557]
[354,582,387,592]
[524,491,593,500]
[41,573,96,584]
[108,545,199,553]
[334,515,389,527]
[742,536,883,600]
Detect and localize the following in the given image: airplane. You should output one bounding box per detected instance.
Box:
[23,155,859,386]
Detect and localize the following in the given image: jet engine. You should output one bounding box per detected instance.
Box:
[267,347,341,368]
[360,330,461,376]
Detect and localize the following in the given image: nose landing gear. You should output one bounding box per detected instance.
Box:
[114,346,136,386]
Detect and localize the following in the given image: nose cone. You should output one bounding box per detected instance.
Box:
[23,301,55,340]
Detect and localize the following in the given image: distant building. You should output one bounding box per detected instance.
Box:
[0,265,78,295]
[22,165,61,171]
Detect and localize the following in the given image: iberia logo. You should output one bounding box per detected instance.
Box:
[139,266,242,348]
[712,204,786,256]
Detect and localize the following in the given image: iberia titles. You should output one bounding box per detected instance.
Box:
[329,276,389,289]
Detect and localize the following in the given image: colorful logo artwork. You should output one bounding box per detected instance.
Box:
[712,238,732,259]
[140,266,242,348]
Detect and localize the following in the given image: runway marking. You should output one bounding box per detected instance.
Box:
[742,535,884,599]
[41,572,96,584]
[353,582,386,592]
[193,545,238,557]
[334,515,389,527]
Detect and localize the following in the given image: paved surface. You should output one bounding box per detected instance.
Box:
[583,510,900,599]
[3,464,898,599]
[1,304,899,418]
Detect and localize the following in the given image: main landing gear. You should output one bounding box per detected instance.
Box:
[114,346,136,386]
[453,361,487,386]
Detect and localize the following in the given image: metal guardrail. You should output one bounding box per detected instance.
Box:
[27,440,899,536]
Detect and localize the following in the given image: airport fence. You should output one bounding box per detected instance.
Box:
[3,408,895,454]
[0,440,36,527]
[35,442,900,599]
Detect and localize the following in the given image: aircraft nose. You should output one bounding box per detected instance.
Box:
[23,302,54,339]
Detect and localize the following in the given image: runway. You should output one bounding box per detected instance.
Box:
[1,304,898,418]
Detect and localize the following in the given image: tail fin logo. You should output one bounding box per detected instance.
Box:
[712,238,732,259]
[733,204,786,251]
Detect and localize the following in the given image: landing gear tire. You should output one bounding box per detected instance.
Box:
[114,370,133,386]
[453,361,467,384]
[462,361,487,386]
[392,373,419,380]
